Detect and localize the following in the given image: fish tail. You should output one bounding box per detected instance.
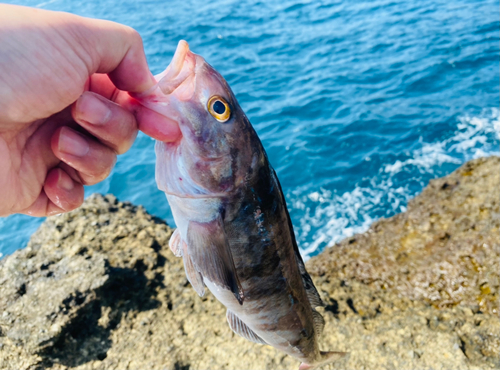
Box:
[298,351,348,370]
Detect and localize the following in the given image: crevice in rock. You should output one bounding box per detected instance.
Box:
[459,337,468,359]
[324,298,339,317]
[346,298,358,314]
[17,283,26,297]
[174,361,190,370]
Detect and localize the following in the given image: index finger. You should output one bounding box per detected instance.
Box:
[84,73,181,143]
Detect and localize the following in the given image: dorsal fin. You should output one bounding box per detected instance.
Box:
[270,168,324,310]
[311,309,325,336]
[301,268,324,308]
[269,168,326,336]
[295,254,324,308]
[227,310,266,344]
[296,257,326,335]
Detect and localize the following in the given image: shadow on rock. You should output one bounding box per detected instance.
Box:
[41,264,163,368]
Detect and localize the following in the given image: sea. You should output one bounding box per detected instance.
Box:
[1,0,499,260]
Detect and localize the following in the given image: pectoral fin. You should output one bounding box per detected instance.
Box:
[187,216,244,304]
[169,229,205,296]
[169,229,183,257]
[227,310,266,344]
[182,239,205,297]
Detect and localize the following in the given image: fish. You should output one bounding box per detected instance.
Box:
[135,40,346,369]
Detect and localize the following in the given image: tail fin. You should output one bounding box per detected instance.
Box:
[298,351,348,370]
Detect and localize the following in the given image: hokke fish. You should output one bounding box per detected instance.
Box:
[135,40,346,369]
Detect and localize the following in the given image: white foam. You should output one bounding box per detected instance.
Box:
[292,108,500,259]
[385,108,500,175]
[384,142,462,175]
[292,178,410,261]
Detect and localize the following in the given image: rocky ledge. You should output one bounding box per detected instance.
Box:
[0,156,498,370]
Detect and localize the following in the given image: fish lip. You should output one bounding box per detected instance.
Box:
[132,40,196,100]
[157,40,197,98]
[162,40,190,82]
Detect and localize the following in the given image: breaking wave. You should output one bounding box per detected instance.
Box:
[292,108,500,259]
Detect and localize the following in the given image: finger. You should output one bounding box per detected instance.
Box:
[0,6,156,124]
[88,73,118,100]
[87,74,181,142]
[58,161,84,184]
[44,167,84,214]
[134,103,182,142]
[51,126,117,185]
[72,91,138,154]
[74,18,156,93]
[20,167,84,216]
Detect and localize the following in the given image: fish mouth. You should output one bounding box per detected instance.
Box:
[156,40,197,101]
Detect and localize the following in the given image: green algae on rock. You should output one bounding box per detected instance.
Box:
[0,156,499,370]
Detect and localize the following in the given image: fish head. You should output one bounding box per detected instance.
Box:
[137,40,263,197]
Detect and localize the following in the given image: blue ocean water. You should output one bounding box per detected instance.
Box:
[1,0,499,259]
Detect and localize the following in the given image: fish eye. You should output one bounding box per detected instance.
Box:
[207,96,231,122]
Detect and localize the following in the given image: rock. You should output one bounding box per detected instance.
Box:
[308,156,500,370]
[0,157,498,370]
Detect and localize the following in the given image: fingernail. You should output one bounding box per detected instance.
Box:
[58,127,90,157]
[77,92,112,125]
[57,170,74,191]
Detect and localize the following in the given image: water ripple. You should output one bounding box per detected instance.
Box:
[1,0,499,258]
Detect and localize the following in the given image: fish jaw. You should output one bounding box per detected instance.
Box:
[138,40,261,197]
[134,40,198,118]
[133,40,233,197]
[156,40,197,101]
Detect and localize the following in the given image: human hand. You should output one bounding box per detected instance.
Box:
[0,5,180,217]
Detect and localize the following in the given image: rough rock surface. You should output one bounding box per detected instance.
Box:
[0,156,498,370]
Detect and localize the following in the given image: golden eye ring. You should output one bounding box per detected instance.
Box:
[207,96,231,122]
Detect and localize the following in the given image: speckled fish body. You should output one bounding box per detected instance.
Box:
[136,40,345,369]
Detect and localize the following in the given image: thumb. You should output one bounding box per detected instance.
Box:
[72,17,156,93]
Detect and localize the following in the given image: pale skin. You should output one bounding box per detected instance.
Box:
[0,4,181,217]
